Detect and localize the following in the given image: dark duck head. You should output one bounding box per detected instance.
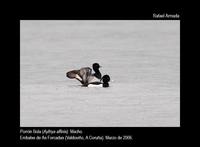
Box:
[92,63,102,79]
[101,74,110,87]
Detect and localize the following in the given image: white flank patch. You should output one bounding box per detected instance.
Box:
[87,84,102,87]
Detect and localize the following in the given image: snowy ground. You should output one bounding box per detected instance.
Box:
[20,20,180,127]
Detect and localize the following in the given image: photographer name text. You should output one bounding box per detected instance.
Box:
[153,13,180,19]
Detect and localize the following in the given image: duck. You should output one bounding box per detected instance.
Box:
[66,63,102,86]
[87,75,110,88]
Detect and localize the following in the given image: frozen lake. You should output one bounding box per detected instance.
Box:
[20,20,180,127]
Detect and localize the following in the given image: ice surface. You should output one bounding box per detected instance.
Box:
[20,20,180,127]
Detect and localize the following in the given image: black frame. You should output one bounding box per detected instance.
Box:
[15,10,183,144]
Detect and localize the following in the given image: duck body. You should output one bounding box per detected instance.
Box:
[66,63,102,86]
[87,75,110,88]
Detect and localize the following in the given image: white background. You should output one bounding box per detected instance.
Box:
[20,20,180,127]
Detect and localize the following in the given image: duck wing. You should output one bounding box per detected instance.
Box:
[66,70,84,84]
[66,67,93,85]
[78,67,92,85]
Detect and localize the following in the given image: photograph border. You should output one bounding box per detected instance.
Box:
[16,9,184,144]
